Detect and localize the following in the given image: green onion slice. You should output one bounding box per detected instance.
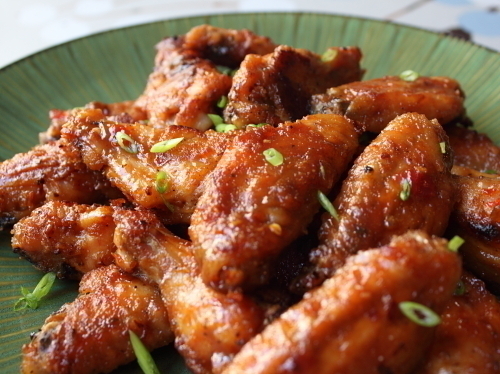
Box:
[439,142,446,154]
[448,235,464,252]
[321,49,338,62]
[116,131,138,154]
[398,301,441,327]
[485,169,498,174]
[454,280,466,296]
[155,171,170,194]
[399,70,420,82]
[217,95,228,109]
[215,124,237,133]
[216,65,232,75]
[208,114,224,125]
[129,330,161,374]
[14,272,56,311]
[150,137,184,153]
[263,148,284,166]
[247,123,267,128]
[317,190,340,221]
[399,179,411,201]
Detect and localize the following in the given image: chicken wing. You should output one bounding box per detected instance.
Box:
[299,113,454,290]
[0,138,119,230]
[12,201,117,279]
[190,114,359,292]
[311,76,465,133]
[21,265,173,374]
[134,25,276,130]
[62,108,235,224]
[223,45,363,127]
[222,231,461,374]
[113,208,266,374]
[415,271,500,374]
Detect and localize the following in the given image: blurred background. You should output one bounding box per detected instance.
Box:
[0,0,499,68]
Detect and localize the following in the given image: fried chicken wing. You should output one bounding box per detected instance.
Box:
[223,45,363,127]
[0,138,119,230]
[448,168,500,292]
[300,113,454,289]
[21,265,173,374]
[446,124,500,172]
[190,114,359,292]
[113,208,266,374]
[223,231,461,374]
[311,76,465,133]
[415,271,500,374]
[134,25,276,130]
[12,201,117,279]
[62,108,235,224]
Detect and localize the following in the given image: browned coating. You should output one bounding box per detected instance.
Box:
[301,113,454,290]
[224,45,363,127]
[0,138,119,230]
[222,231,461,374]
[189,114,359,292]
[62,108,235,224]
[21,265,173,374]
[12,201,117,279]
[311,76,465,132]
[415,271,500,374]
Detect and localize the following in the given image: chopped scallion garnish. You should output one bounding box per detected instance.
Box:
[129,330,161,374]
[116,131,138,154]
[208,114,224,125]
[399,179,411,201]
[317,190,339,221]
[398,301,441,327]
[263,148,284,166]
[321,49,338,62]
[216,65,232,75]
[247,123,267,128]
[14,272,56,311]
[448,235,464,252]
[439,142,446,154]
[150,137,184,153]
[215,124,237,133]
[399,70,420,82]
[485,169,498,174]
[454,280,466,296]
[217,95,228,109]
[155,171,170,194]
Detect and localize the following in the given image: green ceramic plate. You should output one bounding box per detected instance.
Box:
[1,12,499,374]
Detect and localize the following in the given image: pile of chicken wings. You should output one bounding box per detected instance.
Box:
[3,25,500,374]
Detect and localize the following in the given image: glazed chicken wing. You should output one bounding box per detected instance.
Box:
[0,138,119,230]
[134,25,276,130]
[223,45,363,127]
[62,108,235,224]
[21,265,173,374]
[311,76,465,133]
[190,114,359,292]
[113,208,265,374]
[12,201,117,279]
[415,271,500,374]
[222,231,461,374]
[300,113,454,290]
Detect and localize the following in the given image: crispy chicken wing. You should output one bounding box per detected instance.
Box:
[311,76,465,133]
[190,114,359,292]
[135,25,276,130]
[415,271,500,374]
[0,138,119,230]
[21,265,173,374]
[223,231,461,374]
[62,108,235,224]
[12,201,117,279]
[446,124,500,172]
[299,113,454,290]
[113,208,265,374]
[223,45,363,127]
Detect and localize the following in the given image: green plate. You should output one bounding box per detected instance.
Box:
[1,12,499,374]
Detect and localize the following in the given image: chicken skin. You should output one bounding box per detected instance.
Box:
[113,208,265,374]
[21,265,173,374]
[300,113,454,290]
[62,108,235,224]
[415,271,500,374]
[0,138,119,230]
[11,201,117,279]
[222,231,461,374]
[190,114,359,292]
[311,76,465,133]
[135,25,276,130]
[223,45,363,127]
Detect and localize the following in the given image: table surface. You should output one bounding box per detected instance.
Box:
[0,0,499,68]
